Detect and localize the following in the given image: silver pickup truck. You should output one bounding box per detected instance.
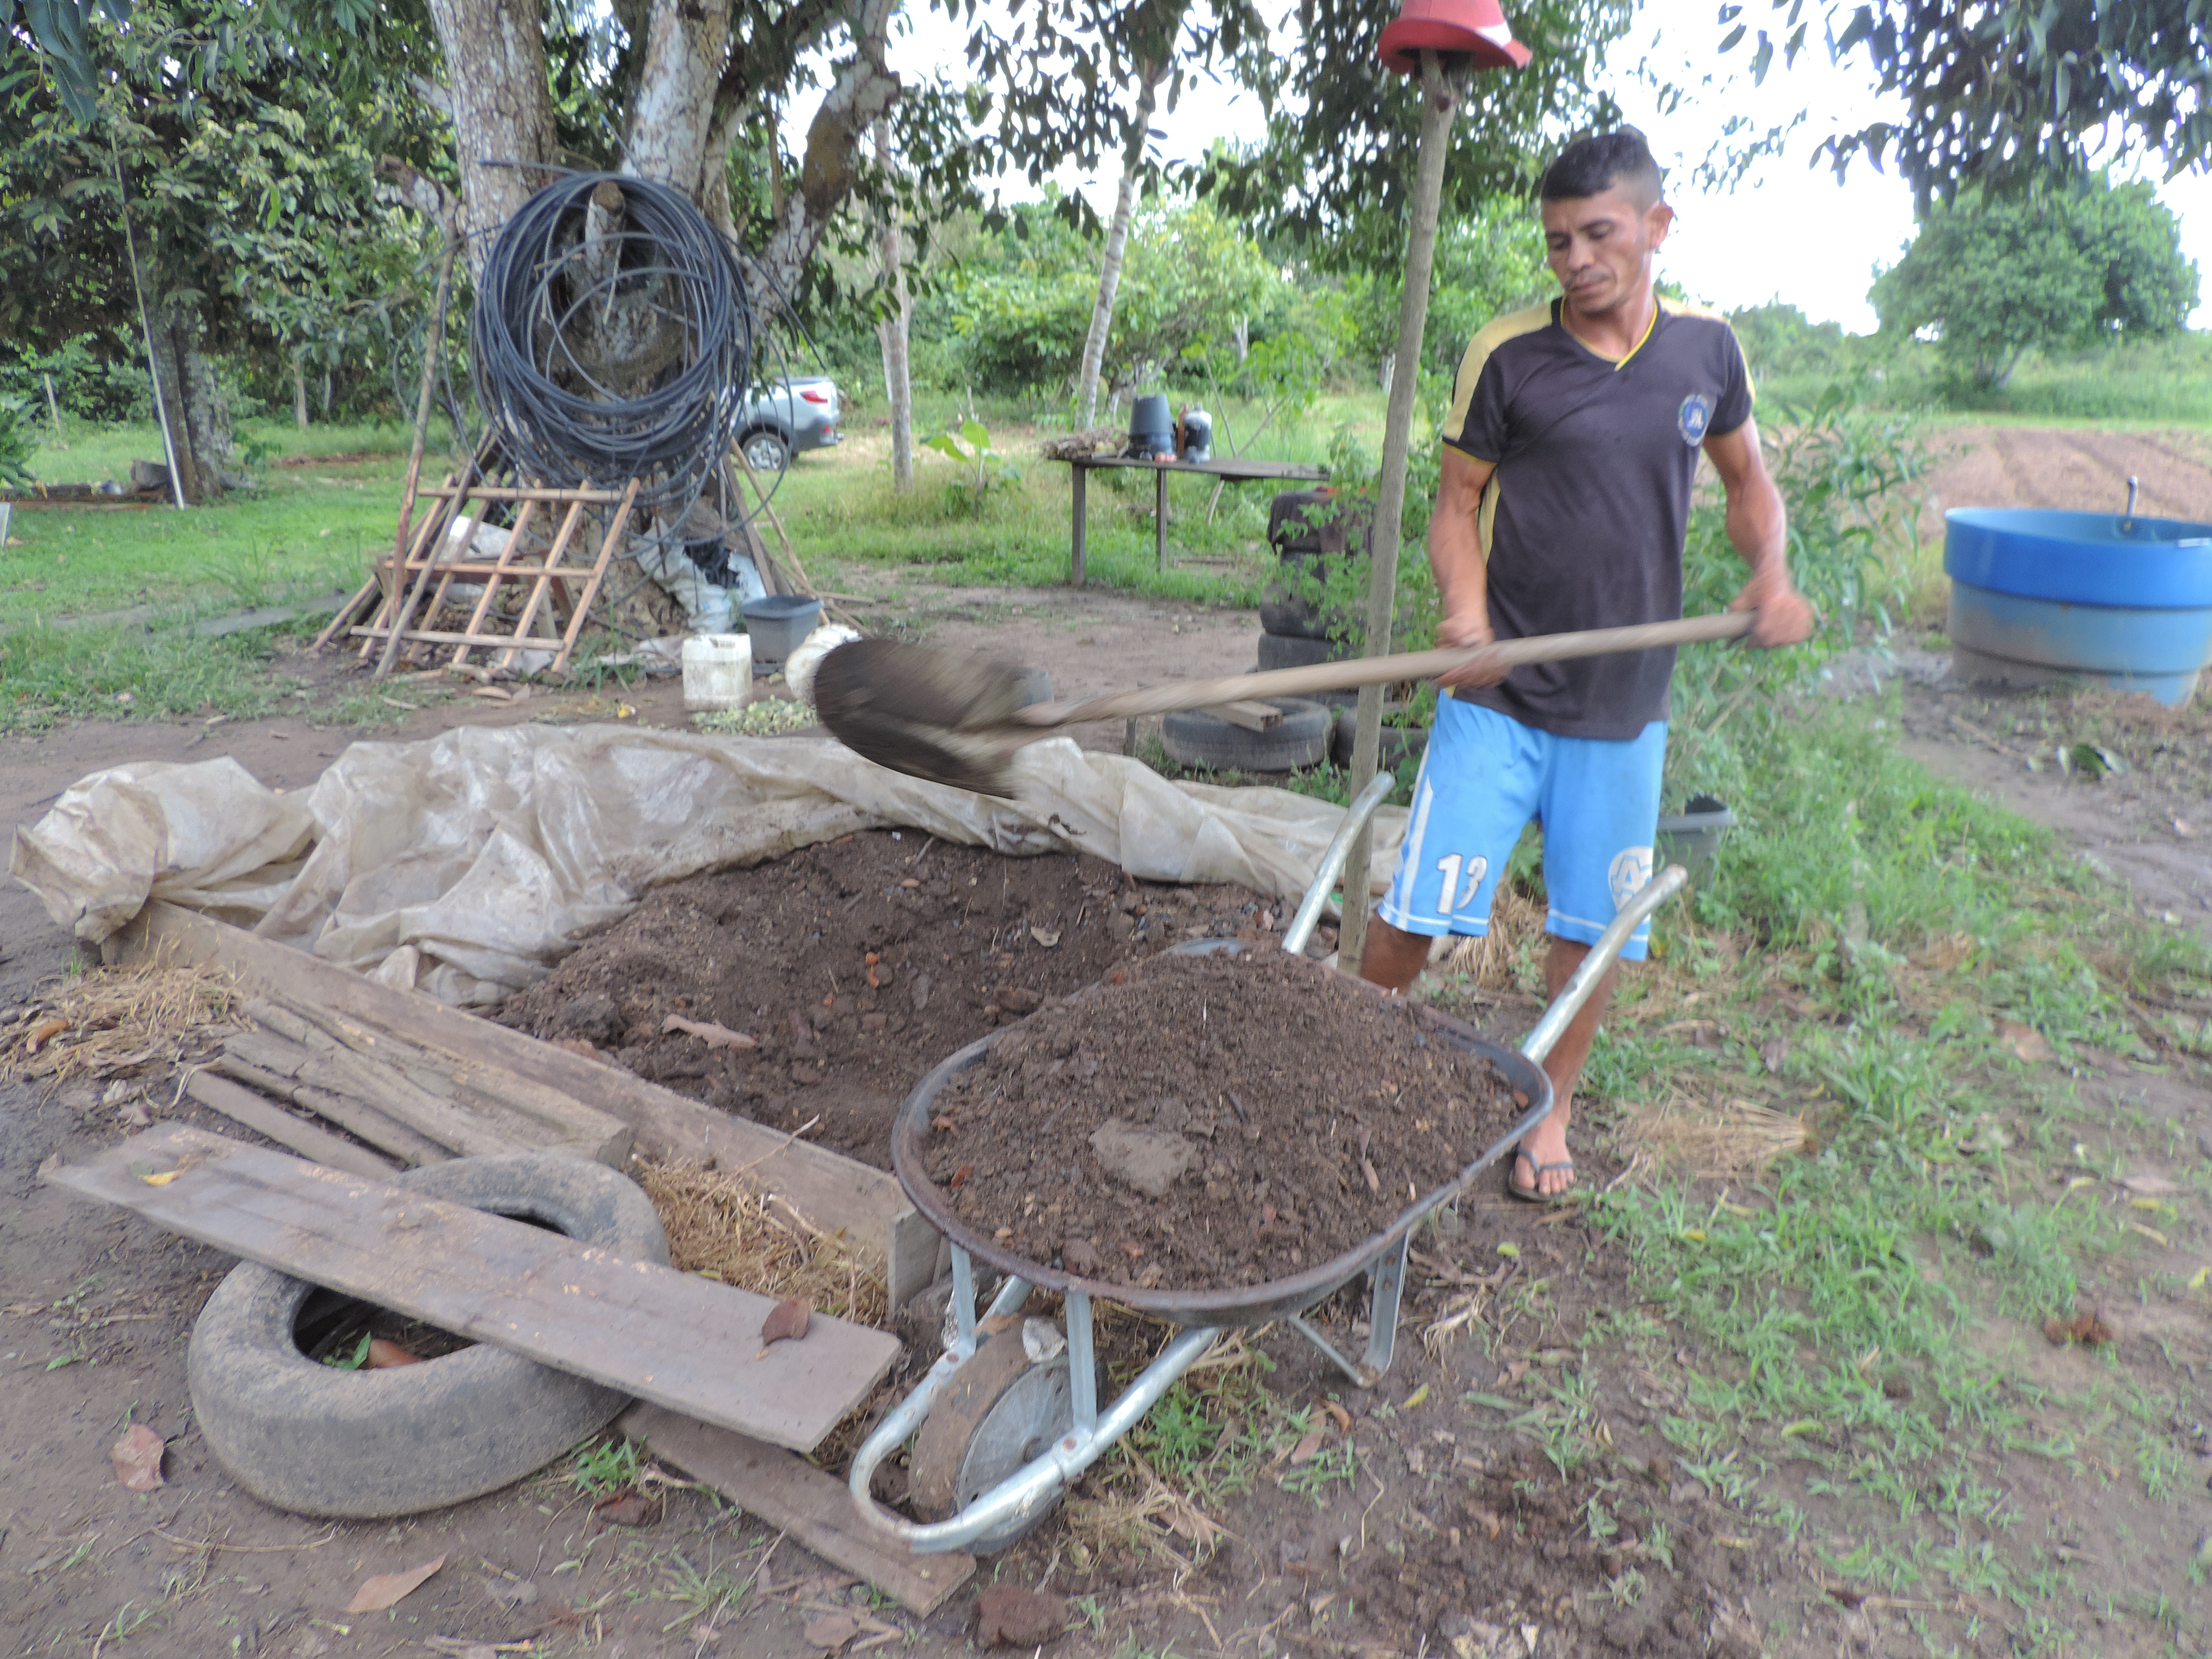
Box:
[738,376,841,472]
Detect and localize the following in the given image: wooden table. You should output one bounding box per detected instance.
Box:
[1061,455,1327,584]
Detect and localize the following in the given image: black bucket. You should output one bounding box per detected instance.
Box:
[1126,394,1174,459]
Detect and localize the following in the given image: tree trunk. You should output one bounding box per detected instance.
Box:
[872,119,913,492]
[143,301,226,504]
[624,0,732,197]
[294,361,309,430]
[1339,51,1465,969]
[423,0,561,280]
[1075,58,1164,425]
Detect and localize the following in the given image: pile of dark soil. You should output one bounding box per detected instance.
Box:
[496,831,1270,1165]
[1350,1449,1765,1658]
[920,951,1523,1291]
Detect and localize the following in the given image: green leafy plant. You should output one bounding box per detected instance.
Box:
[321,1332,371,1370]
[568,1436,642,1497]
[923,417,1022,505]
[0,394,35,489]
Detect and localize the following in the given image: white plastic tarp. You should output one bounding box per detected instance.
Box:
[11,725,1408,1007]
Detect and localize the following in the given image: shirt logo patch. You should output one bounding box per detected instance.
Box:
[1677,393,1713,445]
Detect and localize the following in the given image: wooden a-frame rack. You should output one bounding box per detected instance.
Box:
[315,452,641,680]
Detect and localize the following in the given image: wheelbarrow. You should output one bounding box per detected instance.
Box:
[849,784,1690,1552]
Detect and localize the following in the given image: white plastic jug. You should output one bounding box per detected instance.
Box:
[681,633,752,711]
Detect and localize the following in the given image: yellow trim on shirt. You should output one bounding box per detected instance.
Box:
[1442,302,1551,461]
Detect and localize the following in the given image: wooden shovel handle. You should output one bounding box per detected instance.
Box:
[1018,611,1758,729]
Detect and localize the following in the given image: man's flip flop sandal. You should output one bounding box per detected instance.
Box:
[1508,1150,1579,1205]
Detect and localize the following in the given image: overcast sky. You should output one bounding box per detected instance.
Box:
[885,0,2211,333]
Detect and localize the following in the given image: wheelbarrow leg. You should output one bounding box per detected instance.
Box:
[1285,1231,1411,1388]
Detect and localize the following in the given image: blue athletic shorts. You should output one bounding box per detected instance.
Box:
[1376,696,1667,961]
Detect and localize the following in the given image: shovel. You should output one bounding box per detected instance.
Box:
[813,611,1757,796]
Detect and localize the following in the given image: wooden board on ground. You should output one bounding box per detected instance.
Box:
[45,1125,903,1454]
[618,1403,974,1616]
[183,1071,396,1179]
[106,903,937,1308]
[1214,699,1284,731]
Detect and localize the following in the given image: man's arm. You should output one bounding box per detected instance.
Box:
[1702,418,1814,648]
[1430,446,1506,687]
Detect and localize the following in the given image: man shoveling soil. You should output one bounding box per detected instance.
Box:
[1357,130,1815,1200]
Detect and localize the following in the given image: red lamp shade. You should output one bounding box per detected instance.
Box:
[1378,0,1532,73]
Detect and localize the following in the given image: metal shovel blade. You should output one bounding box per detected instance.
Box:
[811,638,1035,797]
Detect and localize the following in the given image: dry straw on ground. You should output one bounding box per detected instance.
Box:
[1440,882,1546,990]
[1,961,242,1088]
[633,1158,889,1330]
[1614,1091,1810,1175]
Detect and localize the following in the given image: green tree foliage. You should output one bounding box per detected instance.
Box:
[1871,176,2198,389]
[1203,0,1633,273]
[1341,206,1551,379]
[1727,301,1847,384]
[942,197,1282,395]
[1728,1,2212,201]
[0,2,444,422]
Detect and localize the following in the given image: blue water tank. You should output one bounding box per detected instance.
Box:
[1944,508,2212,704]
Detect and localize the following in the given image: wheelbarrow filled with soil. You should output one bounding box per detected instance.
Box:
[848,848,1690,1553]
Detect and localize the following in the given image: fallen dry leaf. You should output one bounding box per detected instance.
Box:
[759,1296,811,1352]
[2000,1021,2053,1064]
[1321,1400,1352,1434]
[548,1037,598,1059]
[24,1015,68,1051]
[111,1425,165,1491]
[1468,1505,1503,1539]
[365,1339,422,1369]
[802,1612,859,1650]
[2043,1311,2115,1348]
[2121,1174,2180,1197]
[661,1015,756,1050]
[1288,1429,1327,1466]
[591,1488,664,1528]
[140,1169,183,1187]
[345,1553,447,1613]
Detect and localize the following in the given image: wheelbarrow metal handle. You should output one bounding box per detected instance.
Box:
[1280,769,1396,956]
[1518,863,1688,1065]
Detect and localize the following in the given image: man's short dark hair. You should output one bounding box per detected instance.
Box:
[1540,129,1664,206]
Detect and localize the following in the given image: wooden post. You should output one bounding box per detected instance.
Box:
[1071,462,1088,586]
[1155,464,1169,572]
[41,374,62,439]
[1338,49,1465,971]
[393,234,461,570]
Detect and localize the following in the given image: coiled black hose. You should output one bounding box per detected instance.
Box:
[469,173,760,516]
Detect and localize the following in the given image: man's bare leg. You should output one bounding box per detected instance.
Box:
[1359,922,1614,1198]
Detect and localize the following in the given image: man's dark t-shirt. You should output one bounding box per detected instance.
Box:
[1442,296,1753,740]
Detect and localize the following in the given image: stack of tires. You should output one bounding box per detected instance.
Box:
[1162,489,1363,773]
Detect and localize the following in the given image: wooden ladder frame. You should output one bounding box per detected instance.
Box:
[332,469,641,680]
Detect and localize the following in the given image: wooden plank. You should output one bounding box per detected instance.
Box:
[108,904,926,1294]
[212,1049,451,1167]
[1214,699,1284,731]
[184,1071,398,1179]
[618,1404,974,1616]
[424,484,629,503]
[549,477,641,675]
[1064,456,1326,482]
[46,1125,903,1453]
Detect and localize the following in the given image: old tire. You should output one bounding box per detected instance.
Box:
[1259,551,1353,641]
[187,1153,668,1519]
[1255,632,1347,672]
[1161,697,1330,773]
[1329,704,1430,769]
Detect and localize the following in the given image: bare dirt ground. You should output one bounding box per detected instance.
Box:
[8,431,2212,1657]
[1912,425,2212,543]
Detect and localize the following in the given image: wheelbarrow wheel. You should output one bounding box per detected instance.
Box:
[907,1328,1073,1553]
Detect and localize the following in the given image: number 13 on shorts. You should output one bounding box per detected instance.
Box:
[1432,853,1490,920]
